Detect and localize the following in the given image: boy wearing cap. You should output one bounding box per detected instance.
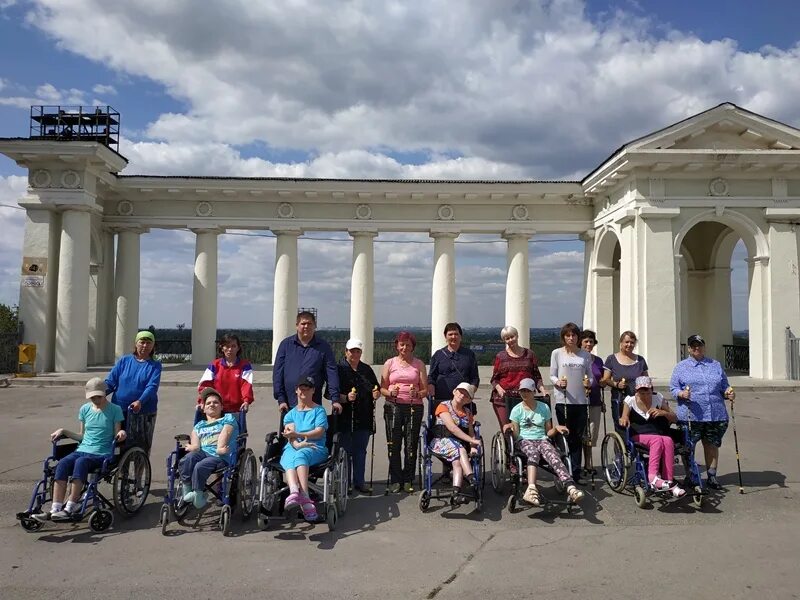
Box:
[105,330,162,453]
[337,338,381,494]
[33,378,126,522]
[669,334,735,490]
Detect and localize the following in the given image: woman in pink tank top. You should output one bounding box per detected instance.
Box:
[380,331,428,493]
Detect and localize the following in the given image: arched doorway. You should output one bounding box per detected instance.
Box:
[587,226,621,359]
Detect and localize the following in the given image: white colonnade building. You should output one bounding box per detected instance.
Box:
[2,103,800,379]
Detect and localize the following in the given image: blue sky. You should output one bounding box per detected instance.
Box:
[2,0,795,330]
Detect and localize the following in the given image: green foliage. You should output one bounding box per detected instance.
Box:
[0,304,19,334]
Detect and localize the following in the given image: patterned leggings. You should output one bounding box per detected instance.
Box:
[518,439,573,484]
[384,402,423,485]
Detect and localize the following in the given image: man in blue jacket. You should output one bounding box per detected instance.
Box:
[273,311,341,413]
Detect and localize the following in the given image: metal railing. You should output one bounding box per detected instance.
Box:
[723,344,749,372]
[787,327,800,380]
[154,338,560,367]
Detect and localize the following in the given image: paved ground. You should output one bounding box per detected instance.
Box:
[1,386,798,599]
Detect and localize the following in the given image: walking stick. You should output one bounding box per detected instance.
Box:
[368,386,377,496]
[727,387,744,494]
[385,385,398,495]
[348,387,356,494]
[583,374,595,490]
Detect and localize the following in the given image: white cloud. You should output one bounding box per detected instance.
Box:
[92,83,117,95]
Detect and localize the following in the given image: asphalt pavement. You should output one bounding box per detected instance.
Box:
[1,386,798,599]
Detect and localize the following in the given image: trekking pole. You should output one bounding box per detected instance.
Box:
[348,387,356,493]
[385,386,397,495]
[368,385,377,495]
[583,374,595,490]
[727,387,744,494]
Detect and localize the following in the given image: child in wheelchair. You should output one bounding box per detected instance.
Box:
[618,376,685,498]
[180,387,239,509]
[503,378,584,506]
[429,382,482,503]
[33,377,126,522]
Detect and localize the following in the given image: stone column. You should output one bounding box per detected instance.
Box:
[191,228,222,366]
[617,214,637,334]
[17,206,61,373]
[637,210,680,379]
[55,208,92,372]
[272,228,301,363]
[766,220,800,378]
[504,230,533,349]
[431,231,458,351]
[349,230,377,364]
[114,227,145,358]
[746,256,769,379]
[580,230,595,329]
[101,229,117,363]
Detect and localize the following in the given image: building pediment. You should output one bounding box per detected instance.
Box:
[584,103,800,195]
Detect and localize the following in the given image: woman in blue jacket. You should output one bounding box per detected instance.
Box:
[105,330,162,453]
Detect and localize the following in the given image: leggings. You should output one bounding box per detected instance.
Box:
[518,439,573,484]
[384,402,423,485]
[555,404,587,478]
[632,433,676,481]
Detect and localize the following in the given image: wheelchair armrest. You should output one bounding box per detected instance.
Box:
[265,431,279,444]
[174,434,190,442]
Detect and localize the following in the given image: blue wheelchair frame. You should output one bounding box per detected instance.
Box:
[159,407,257,536]
[601,397,706,508]
[417,397,485,513]
[17,407,151,533]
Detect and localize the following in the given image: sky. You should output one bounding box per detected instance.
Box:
[2,0,797,330]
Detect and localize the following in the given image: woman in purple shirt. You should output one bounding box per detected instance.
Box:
[580,330,605,475]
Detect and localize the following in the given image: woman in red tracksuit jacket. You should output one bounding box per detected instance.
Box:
[197,334,255,413]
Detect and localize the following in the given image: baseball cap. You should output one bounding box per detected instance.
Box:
[85,377,107,400]
[345,338,364,350]
[199,387,222,403]
[518,378,537,392]
[635,376,652,390]
[687,334,705,346]
[454,382,475,398]
[297,375,316,389]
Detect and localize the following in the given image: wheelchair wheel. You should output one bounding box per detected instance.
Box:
[336,448,348,514]
[692,486,704,510]
[220,504,232,536]
[259,467,282,515]
[326,505,338,532]
[601,432,628,493]
[257,513,270,531]
[237,449,258,520]
[418,490,430,512]
[634,485,648,509]
[20,516,45,532]
[159,504,170,536]
[490,432,508,494]
[89,509,114,532]
[113,446,151,516]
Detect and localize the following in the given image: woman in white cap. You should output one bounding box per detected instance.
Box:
[504,378,584,506]
[337,338,381,494]
[429,382,482,502]
[619,376,685,497]
[105,330,162,454]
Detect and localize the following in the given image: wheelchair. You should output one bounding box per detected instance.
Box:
[417,397,485,513]
[256,412,348,532]
[16,408,152,533]
[159,407,257,536]
[489,394,580,513]
[600,397,706,509]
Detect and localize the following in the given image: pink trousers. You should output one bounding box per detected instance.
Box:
[632,433,675,481]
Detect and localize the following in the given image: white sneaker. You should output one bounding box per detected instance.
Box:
[51,509,76,521]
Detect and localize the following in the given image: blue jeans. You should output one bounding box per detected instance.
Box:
[179,450,227,491]
[341,429,372,487]
[54,451,106,482]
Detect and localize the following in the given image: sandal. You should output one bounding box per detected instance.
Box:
[566,485,584,503]
[650,476,670,491]
[522,485,541,506]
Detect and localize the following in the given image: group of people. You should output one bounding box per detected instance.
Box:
[32,314,737,523]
